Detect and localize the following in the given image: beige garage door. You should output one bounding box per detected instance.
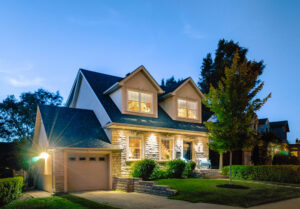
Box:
[67,153,109,192]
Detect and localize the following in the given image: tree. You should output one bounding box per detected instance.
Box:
[198,39,265,94]
[203,51,271,184]
[161,76,183,88]
[0,89,63,142]
[198,39,266,167]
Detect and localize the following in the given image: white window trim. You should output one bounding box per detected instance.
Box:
[177,98,198,120]
[127,89,154,114]
[127,135,144,161]
[159,137,175,161]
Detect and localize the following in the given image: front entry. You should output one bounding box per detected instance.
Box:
[183,141,192,161]
[67,153,109,192]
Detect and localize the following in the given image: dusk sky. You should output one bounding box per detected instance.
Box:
[0,0,299,143]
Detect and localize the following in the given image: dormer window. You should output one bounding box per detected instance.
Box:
[177,99,197,119]
[128,90,153,114]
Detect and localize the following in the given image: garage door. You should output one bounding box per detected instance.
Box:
[67,153,109,192]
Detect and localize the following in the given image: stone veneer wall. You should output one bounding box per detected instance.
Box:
[113,177,177,196]
[111,129,209,177]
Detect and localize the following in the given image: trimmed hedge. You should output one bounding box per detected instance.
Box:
[131,159,157,180]
[222,165,300,183]
[0,176,23,206]
[167,159,186,178]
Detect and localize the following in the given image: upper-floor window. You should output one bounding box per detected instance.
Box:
[177,99,197,119]
[128,90,152,113]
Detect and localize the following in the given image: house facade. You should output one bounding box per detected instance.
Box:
[32,66,209,193]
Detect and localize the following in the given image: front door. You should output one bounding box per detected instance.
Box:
[183,141,192,161]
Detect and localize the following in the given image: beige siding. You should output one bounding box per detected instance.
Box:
[110,88,122,112]
[54,150,65,193]
[71,75,112,138]
[121,71,159,118]
[159,80,203,123]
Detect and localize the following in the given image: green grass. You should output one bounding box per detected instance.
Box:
[156,178,300,208]
[3,194,119,209]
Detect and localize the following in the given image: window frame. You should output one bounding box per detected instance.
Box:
[127,89,153,114]
[127,135,144,161]
[177,98,198,120]
[159,137,174,161]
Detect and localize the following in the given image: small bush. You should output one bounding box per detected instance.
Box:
[131,159,156,180]
[167,159,186,178]
[272,154,300,165]
[222,165,300,183]
[0,176,23,206]
[150,166,167,180]
[183,161,196,177]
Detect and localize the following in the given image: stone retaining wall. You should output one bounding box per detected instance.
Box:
[113,177,177,196]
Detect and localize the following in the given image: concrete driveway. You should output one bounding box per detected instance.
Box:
[72,190,300,209]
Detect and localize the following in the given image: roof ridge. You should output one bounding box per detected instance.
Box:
[79,68,123,80]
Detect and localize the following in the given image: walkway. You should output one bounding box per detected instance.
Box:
[73,190,300,209]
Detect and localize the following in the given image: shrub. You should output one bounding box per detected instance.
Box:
[131,159,157,180]
[272,154,300,165]
[222,165,300,183]
[150,166,167,180]
[183,161,196,177]
[0,176,23,206]
[167,159,186,178]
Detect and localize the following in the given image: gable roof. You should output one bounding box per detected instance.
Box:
[270,120,290,132]
[103,65,164,94]
[79,69,208,133]
[258,118,269,125]
[159,77,205,100]
[38,104,118,149]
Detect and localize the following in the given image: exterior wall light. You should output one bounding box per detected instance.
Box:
[39,152,49,159]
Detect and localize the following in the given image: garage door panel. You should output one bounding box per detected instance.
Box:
[67,153,109,192]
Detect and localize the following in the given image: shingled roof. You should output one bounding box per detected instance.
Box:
[270,120,289,131]
[258,118,268,125]
[38,104,118,149]
[80,69,208,132]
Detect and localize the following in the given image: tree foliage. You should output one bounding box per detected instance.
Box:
[0,89,63,142]
[198,39,265,94]
[161,76,183,88]
[203,51,271,183]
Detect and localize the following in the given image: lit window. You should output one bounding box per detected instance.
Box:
[128,90,152,113]
[128,91,139,112]
[128,137,142,160]
[160,138,173,160]
[177,99,197,119]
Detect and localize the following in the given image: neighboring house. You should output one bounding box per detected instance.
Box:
[269,121,290,144]
[257,118,270,134]
[32,66,209,193]
[289,139,300,158]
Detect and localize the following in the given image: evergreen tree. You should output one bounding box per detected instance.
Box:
[199,39,265,94]
[203,51,271,184]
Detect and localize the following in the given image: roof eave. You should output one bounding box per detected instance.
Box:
[103,82,121,95]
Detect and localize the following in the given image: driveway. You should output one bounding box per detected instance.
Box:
[72,190,300,209]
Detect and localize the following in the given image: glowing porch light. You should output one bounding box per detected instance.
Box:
[39,152,49,159]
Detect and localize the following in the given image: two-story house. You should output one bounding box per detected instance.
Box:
[32,66,209,193]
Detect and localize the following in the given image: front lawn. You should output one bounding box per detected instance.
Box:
[3,194,119,209]
[156,178,300,207]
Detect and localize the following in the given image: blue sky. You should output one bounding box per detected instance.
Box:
[0,0,299,143]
